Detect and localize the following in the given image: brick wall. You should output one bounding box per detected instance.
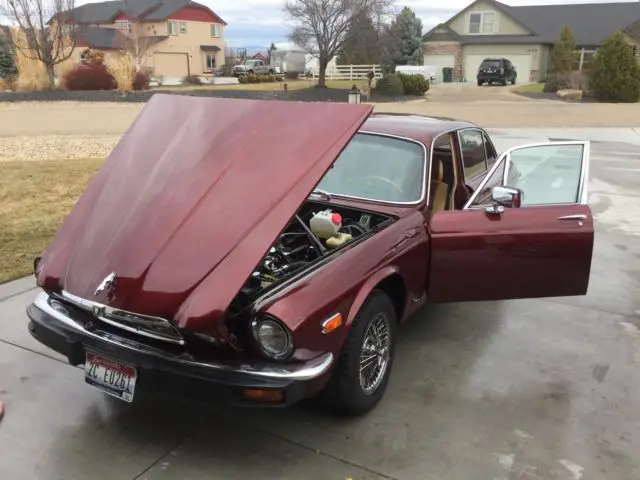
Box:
[424,42,463,80]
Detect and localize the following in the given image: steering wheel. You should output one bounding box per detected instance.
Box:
[361,175,404,195]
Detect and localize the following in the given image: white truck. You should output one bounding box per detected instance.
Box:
[232,59,274,77]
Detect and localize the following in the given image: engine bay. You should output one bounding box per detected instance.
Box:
[228,201,392,314]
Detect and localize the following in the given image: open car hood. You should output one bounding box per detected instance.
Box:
[36,94,373,331]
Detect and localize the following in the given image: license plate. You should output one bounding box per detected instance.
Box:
[84,352,137,402]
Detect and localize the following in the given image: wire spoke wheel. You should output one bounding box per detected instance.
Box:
[359,312,391,395]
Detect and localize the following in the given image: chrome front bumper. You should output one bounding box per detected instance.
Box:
[29,291,333,382]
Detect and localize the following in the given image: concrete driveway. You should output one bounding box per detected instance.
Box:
[1,128,639,480]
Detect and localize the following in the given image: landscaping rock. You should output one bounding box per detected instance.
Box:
[557,89,583,101]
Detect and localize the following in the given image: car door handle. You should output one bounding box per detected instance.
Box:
[557,214,587,221]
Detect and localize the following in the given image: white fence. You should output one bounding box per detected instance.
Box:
[308,64,383,81]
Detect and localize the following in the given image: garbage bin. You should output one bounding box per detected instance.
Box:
[442,67,453,83]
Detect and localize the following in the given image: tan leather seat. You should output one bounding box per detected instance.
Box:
[430,158,448,214]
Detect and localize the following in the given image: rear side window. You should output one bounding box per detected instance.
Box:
[459,129,488,179]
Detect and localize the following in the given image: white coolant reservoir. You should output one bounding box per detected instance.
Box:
[310,209,342,239]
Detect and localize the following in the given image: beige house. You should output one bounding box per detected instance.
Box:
[423,0,640,83]
[56,0,226,82]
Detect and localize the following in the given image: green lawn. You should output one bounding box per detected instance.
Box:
[155,79,359,92]
[0,158,104,284]
[513,83,545,94]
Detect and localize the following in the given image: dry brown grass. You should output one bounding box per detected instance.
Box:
[108,54,135,93]
[10,28,49,92]
[0,158,104,284]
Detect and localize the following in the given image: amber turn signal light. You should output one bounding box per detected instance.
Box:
[321,313,343,334]
[241,389,284,403]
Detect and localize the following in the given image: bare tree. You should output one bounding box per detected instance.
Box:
[1,0,76,89]
[284,0,392,87]
[116,21,150,72]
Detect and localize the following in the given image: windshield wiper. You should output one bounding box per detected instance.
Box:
[310,189,332,201]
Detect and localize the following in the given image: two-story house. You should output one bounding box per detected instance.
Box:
[423,0,640,83]
[55,0,226,82]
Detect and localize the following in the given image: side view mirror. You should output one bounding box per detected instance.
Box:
[492,186,523,208]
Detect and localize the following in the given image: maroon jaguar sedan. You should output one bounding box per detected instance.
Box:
[26,95,593,415]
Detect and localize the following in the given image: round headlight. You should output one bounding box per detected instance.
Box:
[252,318,293,360]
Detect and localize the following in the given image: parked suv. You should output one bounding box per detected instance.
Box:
[477,58,517,86]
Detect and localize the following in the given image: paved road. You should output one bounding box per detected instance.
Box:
[1,129,639,480]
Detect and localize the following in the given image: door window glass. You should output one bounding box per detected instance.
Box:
[506,144,585,205]
[459,129,488,179]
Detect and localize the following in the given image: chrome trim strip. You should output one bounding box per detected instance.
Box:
[463,141,591,210]
[33,292,334,381]
[60,290,185,345]
[312,131,429,206]
[557,214,587,221]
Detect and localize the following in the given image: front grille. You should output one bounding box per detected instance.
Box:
[60,291,185,345]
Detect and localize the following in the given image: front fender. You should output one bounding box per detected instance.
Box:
[346,265,400,326]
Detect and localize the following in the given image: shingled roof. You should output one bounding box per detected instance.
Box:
[427,0,640,46]
[57,0,226,25]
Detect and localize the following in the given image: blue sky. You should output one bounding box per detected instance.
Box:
[73,0,638,51]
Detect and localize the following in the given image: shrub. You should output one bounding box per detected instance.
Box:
[246,74,258,83]
[133,71,150,90]
[63,63,115,90]
[0,76,9,91]
[267,74,276,82]
[285,70,299,80]
[0,37,17,79]
[396,72,429,96]
[275,75,283,82]
[108,55,135,93]
[182,75,202,85]
[588,31,640,103]
[374,73,404,96]
[238,75,248,84]
[542,73,564,93]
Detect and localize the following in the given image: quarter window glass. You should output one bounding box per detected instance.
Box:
[469,160,506,207]
[459,129,488,179]
[507,144,584,205]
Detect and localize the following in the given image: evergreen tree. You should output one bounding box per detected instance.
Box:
[379,6,423,70]
[391,7,423,66]
[588,31,640,103]
[544,26,577,92]
[337,13,380,65]
[0,36,17,79]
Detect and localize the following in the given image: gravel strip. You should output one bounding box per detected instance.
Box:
[0,134,120,161]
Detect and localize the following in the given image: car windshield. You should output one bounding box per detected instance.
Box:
[314,133,425,203]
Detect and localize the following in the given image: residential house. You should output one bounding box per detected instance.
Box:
[53,0,226,81]
[423,0,640,83]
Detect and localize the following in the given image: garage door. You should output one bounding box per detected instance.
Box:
[423,54,455,82]
[464,54,532,83]
[154,52,189,78]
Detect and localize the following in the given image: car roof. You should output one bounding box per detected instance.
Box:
[359,113,478,147]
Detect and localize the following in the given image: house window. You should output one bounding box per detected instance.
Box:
[115,20,131,33]
[205,53,216,71]
[210,24,221,38]
[179,22,187,34]
[168,21,177,35]
[469,12,496,34]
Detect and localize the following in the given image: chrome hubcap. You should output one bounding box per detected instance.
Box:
[359,312,391,395]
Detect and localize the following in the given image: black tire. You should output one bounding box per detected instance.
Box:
[320,290,397,416]
[502,77,508,86]
[511,76,516,85]
[477,80,482,86]
[248,69,254,75]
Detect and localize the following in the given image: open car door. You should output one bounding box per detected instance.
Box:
[427,141,594,302]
